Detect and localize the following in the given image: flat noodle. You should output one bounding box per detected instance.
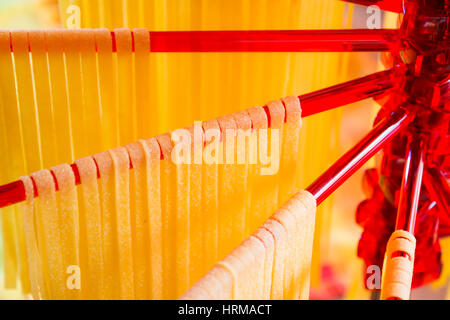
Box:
[30,170,65,299]
[185,126,205,287]
[51,164,80,299]
[94,29,118,151]
[10,31,43,173]
[230,110,251,248]
[74,156,104,299]
[263,219,287,300]
[79,29,103,157]
[20,176,46,299]
[272,208,299,299]
[217,115,238,258]
[217,252,246,299]
[93,151,119,299]
[281,195,306,300]
[169,129,191,298]
[183,191,316,300]
[109,147,134,299]
[133,29,154,138]
[141,138,163,299]
[243,236,266,299]
[265,99,285,211]
[181,265,233,300]
[279,96,302,205]
[156,133,177,299]
[201,119,220,274]
[202,266,234,300]
[245,106,269,235]
[229,240,256,300]
[125,142,149,299]
[294,191,316,299]
[62,30,88,159]
[46,30,74,163]
[253,227,275,299]
[115,29,136,146]
[28,30,58,169]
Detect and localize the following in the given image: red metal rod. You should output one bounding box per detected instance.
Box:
[300,68,396,117]
[340,0,404,13]
[0,181,27,210]
[8,29,400,53]
[0,163,84,208]
[307,109,413,206]
[149,29,400,52]
[394,137,425,233]
[0,69,398,209]
[423,166,450,225]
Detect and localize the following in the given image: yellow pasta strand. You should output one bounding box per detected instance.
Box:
[63,30,88,159]
[125,142,150,299]
[93,151,120,299]
[95,29,119,151]
[109,147,135,299]
[20,176,46,299]
[79,30,104,157]
[115,29,136,146]
[217,115,239,258]
[201,119,220,274]
[141,137,163,299]
[74,156,104,299]
[185,126,204,287]
[31,170,65,299]
[156,133,178,299]
[46,30,74,164]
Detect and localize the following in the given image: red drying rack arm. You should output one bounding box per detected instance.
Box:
[300,68,397,117]
[394,137,426,233]
[0,163,85,209]
[0,180,27,209]
[0,69,398,209]
[307,109,413,206]
[340,0,403,13]
[149,29,400,52]
[9,29,400,53]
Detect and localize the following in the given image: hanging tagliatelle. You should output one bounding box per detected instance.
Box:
[181,190,317,300]
[17,96,305,300]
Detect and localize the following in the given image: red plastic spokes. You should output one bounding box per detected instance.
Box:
[149,29,400,52]
[356,0,450,290]
[307,109,412,205]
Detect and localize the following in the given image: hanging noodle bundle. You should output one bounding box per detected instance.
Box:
[18,96,306,300]
[181,190,316,300]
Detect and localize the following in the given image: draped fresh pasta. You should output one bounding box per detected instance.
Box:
[15,95,309,299]
[182,191,316,300]
[74,156,104,299]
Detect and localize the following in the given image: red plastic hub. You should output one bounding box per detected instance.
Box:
[357,0,450,289]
